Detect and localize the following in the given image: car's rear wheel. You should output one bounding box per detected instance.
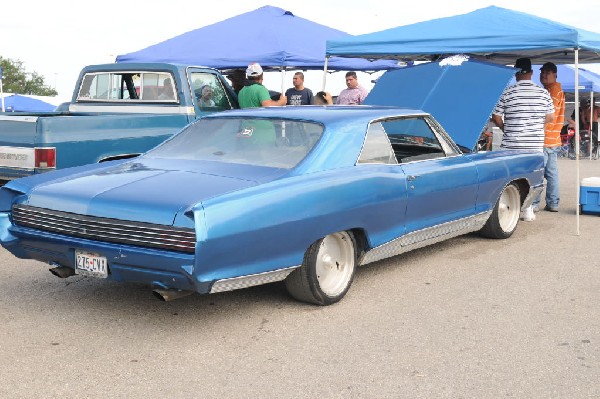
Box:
[285,231,356,305]
[479,183,521,239]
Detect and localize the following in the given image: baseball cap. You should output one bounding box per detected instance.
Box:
[514,58,532,74]
[540,62,557,73]
[246,62,263,78]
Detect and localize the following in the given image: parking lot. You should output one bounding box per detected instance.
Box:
[0,157,598,398]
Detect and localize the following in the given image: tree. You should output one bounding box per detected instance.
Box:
[0,57,58,96]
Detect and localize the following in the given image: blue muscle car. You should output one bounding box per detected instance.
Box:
[0,105,544,305]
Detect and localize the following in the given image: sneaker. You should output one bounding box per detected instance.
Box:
[521,206,536,221]
[532,205,540,213]
[544,205,559,212]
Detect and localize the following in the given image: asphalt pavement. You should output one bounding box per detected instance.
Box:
[0,157,598,398]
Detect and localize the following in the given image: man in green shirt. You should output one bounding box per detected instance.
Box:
[238,63,287,145]
[238,63,287,108]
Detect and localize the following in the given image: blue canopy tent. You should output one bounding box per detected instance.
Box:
[116,5,398,91]
[326,5,600,233]
[530,64,600,93]
[2,94,56,112]
[325,6,600,65]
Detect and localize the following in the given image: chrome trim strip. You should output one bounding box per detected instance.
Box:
[68,104,195,115]
[12,205,195,253]
[0,146,35,169]
[210,266,299,294]
[360,211,492,266]
[0,115,39,122]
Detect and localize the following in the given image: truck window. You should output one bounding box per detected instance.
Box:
[77,71,177,103]
[141,73,176,101]
[190,72,235,111]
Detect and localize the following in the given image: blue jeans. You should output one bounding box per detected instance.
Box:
[533,146,560,208]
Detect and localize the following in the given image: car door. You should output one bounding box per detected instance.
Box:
[356,121,408,246]
[383,117,479,235]
[187,68,238,117]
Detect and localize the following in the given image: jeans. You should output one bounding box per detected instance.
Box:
[533,146,560,208]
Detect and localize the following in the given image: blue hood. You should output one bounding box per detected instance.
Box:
[365,58,516,150]
[23,159,286,226]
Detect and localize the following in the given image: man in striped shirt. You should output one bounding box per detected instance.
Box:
[492,58,555,221]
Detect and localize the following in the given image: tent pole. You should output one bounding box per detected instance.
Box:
[280,68,286,95]
[590,91,594,160]
[322,57,329,91]
[574,50,580,236]
[0,78,5,112]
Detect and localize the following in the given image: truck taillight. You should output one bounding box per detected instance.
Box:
[34,147,56,168]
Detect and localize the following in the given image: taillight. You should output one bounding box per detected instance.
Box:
[34,147,56,168]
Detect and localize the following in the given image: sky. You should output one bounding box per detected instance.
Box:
[2,0,600,103]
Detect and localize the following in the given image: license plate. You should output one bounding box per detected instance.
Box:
[75,250,108,278]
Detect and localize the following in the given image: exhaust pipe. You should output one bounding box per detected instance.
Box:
[152,288,194,302]
[49,266,76,278]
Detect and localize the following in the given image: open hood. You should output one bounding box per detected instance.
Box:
[364,57,516,150]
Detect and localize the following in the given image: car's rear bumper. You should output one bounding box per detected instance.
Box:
[1,219,205,293]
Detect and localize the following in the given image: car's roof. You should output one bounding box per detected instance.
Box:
[203,105,428,125]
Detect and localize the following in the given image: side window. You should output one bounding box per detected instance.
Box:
[358,122,397,164]
[382,117,446,163]
[190,72,235,111]
[78,75,96,99]
[78,73,112,100]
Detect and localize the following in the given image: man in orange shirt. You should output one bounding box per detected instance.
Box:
[533,62,565,212]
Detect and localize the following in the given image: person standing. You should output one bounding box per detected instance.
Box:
[570,98,600,158]
[478,117,497,151]
[586,100,599,157]
[285,72,314,105]
[492,57,555,222]
[531,62,565,213]
[238,63,287,108]
[226,69,246,95]
[237,63,287,145]
[314,91,334,105]
[336,71,369,105]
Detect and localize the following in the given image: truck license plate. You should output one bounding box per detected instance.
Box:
[75,250,108,278]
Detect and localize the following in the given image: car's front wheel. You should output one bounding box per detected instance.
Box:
[285,231,357,305]
[479,182,521,239]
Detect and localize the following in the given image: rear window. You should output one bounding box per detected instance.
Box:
[77,71,177,102]
[147,117,324,169]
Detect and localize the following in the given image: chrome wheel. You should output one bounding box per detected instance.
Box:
[479,182,521,239]
[285,231,357,305]
[315,232,355,297]
[497,184,520,233]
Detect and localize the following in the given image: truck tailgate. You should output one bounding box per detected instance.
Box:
[0,115,40,172]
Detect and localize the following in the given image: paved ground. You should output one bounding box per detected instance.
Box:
[0,157,598,398]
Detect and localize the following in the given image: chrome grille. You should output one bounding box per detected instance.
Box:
[12,204,196,253]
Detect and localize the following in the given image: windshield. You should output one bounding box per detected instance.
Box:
[146,117,324,169]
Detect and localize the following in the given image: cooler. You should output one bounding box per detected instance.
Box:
[580,177,600,215]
